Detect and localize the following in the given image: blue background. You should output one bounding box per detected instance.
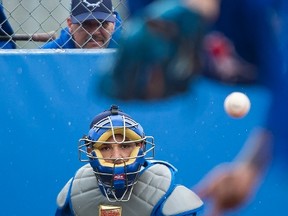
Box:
[0,50,286,215]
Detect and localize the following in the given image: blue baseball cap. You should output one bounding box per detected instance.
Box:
[71,0,116,24]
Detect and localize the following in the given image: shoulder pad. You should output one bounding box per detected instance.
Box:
[161,185,203,215]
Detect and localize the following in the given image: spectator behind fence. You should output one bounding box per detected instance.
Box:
[0,3,16,49]
[55,105,203,216]
[41,0,122,49]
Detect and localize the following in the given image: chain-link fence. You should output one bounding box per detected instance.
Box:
[0,0,129,49]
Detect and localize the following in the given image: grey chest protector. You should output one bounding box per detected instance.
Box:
[57,161,203,216]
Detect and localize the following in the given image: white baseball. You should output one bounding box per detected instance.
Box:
[224,92,251,118]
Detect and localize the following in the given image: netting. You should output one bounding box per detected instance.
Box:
[0,0,129,49]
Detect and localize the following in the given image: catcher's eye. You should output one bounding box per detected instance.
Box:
[120,143,135,149]
[98,144,112,152]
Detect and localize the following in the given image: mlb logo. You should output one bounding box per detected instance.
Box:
[114,174,125,180]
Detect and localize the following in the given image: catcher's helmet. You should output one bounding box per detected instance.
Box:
[78,105,155,201]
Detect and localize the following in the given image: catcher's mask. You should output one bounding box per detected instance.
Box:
[78,105,155,202]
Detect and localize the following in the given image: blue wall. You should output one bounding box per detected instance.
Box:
[0,50,285,215]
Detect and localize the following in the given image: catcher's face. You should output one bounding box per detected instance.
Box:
[96,134,140,164]
[67,18,115,48]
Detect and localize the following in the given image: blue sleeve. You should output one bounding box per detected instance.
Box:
[107,11,122,48]
[41,28,75,49]
[263,1,288,159]
[0,4,16,49]
[0,41,15,49]
[214,0,288,159]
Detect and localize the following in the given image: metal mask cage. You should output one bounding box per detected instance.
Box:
[78,111,155,201]
[78,135,155,162]
[78,135,154,202]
